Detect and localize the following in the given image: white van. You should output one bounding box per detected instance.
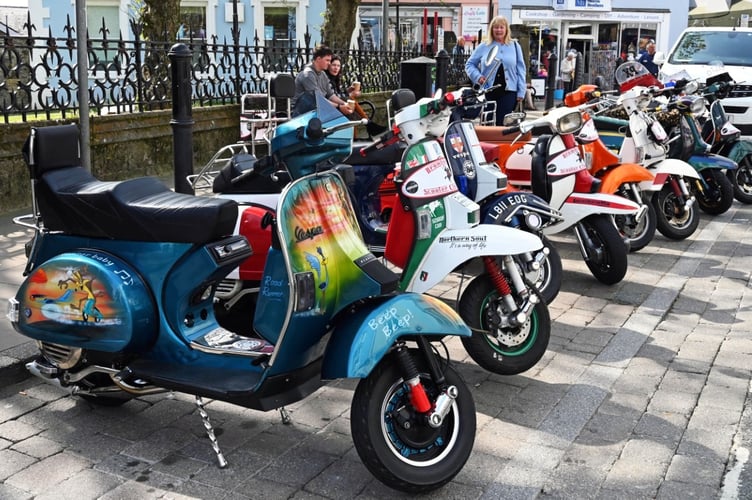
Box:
[659,27,752,137]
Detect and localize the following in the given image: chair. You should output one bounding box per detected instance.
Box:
[239,72,296,156]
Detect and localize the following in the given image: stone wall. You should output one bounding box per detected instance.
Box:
[0,92,392,213]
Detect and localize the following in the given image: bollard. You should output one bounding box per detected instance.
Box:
[169,43,194,195]
[435,49,450,95]
[545,51,558,110]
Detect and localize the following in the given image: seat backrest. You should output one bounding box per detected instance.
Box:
[22,123,81,179]
[269,73,295,119]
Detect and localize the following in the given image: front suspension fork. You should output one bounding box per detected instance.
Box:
[669,175,695,212]
[482,255,538,327]
[395,339,456,428]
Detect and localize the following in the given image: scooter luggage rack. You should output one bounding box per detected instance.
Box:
[188,142,252,194]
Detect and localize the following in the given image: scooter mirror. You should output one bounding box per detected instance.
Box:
[485,45,499,67]
[503,112,525,126]
[653,51,666,65]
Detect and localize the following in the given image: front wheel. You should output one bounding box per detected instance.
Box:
[729,155,752,204]
[694,168,734,215]
[651,181,700,240]
[614,199,656,253]
[515,234,562,304]
[351,349,475,493]
[579,215,629,285]
[459,275,551,375]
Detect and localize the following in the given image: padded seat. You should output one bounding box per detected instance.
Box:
[24,124,238,244]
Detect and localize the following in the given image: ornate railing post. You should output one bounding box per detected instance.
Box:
[169,43,194,194]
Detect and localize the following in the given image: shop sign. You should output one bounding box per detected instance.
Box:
[462,6,489,40]
[553,0,612,10]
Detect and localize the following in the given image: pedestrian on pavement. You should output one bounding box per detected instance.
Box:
[292,45,352,117]
[465,15,526,125]
[560,50,577,94]
[637,39,659,76]
[453,37,466,68]
[325,54,387,137]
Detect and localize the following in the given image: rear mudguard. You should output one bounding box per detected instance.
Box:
[687,154,737,172]
[725,140,752,164]
[597,163,654,195]
[639,158,701,192]
[542,193,640,234]
[404,224,543,294]
[322,294,470,379]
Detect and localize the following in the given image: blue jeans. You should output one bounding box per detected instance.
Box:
[492,91,519,126]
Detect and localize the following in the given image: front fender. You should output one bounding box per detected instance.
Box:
[640,158,701,191]
[405,225,543,293]
[726,141,752,164]
[688,154,737,171]
[597,163,654,194]
[322,294,470,379]
[543,193,640,234]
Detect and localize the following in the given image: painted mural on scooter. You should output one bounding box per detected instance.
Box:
[278,174,381,315]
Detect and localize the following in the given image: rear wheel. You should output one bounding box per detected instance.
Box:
[459,274,551,375]
[579,215,628,285]
[694,168,734,215]
[351,349,475,493]
[651,181,700,240]
[729,155,752,204]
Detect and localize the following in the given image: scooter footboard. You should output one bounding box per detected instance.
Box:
[321,294,470,379]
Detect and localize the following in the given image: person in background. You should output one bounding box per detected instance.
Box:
[325,54,387,136]
[465,16,526,125]
[560,50,576,94]
[325,55,359,101]
[637,39,659,76]
[453,37,466,67]
[292,45,353,117]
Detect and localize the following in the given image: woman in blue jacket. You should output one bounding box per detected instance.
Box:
[465,16,526,125]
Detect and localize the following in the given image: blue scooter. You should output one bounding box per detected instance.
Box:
[7,100,476,492]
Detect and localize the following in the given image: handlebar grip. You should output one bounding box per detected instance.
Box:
[501,125,521,136]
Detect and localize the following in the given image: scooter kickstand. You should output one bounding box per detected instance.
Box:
[195,396,228,468]
[279,406,291,425]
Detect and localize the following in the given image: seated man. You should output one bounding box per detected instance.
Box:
[292,45,353,117]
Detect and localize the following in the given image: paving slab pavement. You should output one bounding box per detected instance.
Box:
[0,196,751,498]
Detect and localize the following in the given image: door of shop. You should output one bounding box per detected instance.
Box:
[566,37,593,85]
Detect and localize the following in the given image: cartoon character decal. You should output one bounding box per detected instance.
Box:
[22,260,122,326]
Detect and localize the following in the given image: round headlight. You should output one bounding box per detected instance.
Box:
[690,97,706,114]
[557,111,584,134]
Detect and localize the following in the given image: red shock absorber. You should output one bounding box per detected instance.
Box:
[668,175,684,198]
[395,346,432,413]
[483,256,513,296]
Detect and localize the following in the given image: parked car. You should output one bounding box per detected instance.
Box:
[658,27,752,137]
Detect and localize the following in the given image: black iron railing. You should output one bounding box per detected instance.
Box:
[0,13,471,123]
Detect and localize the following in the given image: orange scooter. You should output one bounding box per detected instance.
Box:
[477,85,656,252]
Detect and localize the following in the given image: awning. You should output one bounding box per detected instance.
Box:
[730,0,752,12]
[689,0,730,18]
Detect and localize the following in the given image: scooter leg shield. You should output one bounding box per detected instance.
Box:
[321,294,470,379]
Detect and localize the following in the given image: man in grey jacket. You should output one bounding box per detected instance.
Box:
[292,45,353,116]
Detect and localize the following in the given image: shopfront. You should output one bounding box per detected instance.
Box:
[513,8,670,90]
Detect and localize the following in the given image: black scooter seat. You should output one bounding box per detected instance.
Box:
[39,166,238,244]
[344,141,405,166]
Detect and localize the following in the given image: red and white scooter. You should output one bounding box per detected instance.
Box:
[498,106,641,285]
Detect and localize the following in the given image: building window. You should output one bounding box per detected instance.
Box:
[87,4,119,66]
[178,6,207,40]
[264,7,296,48]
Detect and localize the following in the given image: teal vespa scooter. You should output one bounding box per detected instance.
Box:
[7,111,476,493]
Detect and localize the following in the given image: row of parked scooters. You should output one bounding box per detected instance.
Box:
[7,60,749,493]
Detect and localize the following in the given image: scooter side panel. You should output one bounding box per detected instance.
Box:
[405,225,543,294]
[321,294,470,379]
[13,251,157,352]
[687,154,738,172]
[727,140,752,164]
